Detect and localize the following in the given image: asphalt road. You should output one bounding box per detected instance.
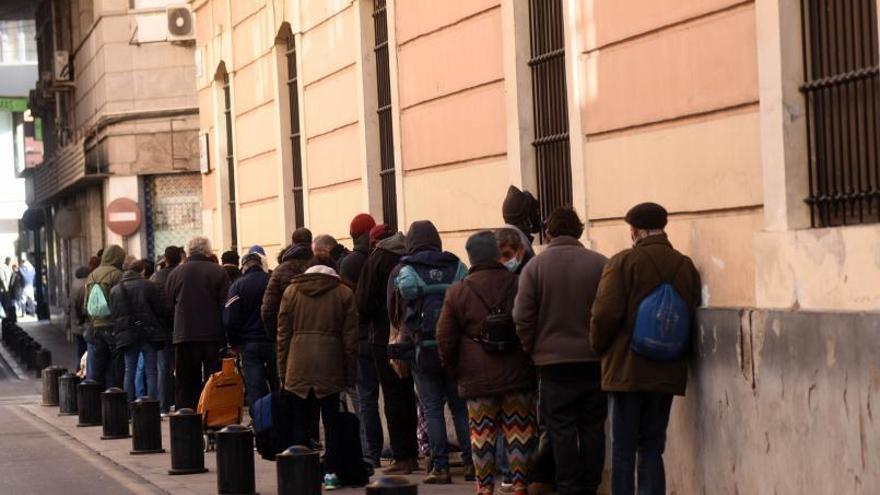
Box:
[0,325,160,495]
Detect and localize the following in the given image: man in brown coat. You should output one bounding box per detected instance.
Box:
[261,228,313,340]
[513,207,608,495]
[276,255,358,490]
[590,202,701,495]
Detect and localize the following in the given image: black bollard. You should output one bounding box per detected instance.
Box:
[277,445,321,495]
[130,397,165,454]
[58,373,80,416]
[216,425,256,495]
[366,476,419,495]
[100,387,130,439]
[168,408,208,475]
[24,341,39,369]
[34,349,52,378]
[76,379,102,427]
[40,366,66,406]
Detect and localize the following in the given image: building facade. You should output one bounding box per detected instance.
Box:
[193,0,879,491]
[24,0,203,310]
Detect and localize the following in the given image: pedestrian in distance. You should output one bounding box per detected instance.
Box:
[356,226,421,475]
[590,202,701,495]
[223,246,277,408]
[109,259,169,403]
[67,266,91,363]
[276,255,358,491]
[513,207,609,495]
[84,245,127,389]
[165,236,231,410]
[19,254,36,316]
[388,220,474,484]
[437,230,538,495]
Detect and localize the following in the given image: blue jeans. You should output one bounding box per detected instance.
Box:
[86,328,122,388]
[123,343,159,403]
[135,353,146,398]
[411,362,472,470]
[610,392,674,495]
[356,340,383,466]
[239,341,278,408]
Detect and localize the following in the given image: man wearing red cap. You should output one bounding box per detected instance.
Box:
[340,213,384,468]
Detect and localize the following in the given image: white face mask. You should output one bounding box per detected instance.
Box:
[504,258,521,272]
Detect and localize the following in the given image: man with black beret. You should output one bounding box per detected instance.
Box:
[589,202,702,495]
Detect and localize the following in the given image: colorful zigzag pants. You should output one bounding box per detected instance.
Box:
[466,392,538,494]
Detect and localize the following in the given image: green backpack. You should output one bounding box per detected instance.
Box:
[86,282,111,319]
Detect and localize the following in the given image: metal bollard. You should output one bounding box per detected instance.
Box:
[130,397,165,454]
[277,445,321,495]
[76,379,103,427]
[101,387,130,439]
[34,349,52,378]
[216,425,256,495]
[168,408,208,475]
[41,366,66,406]
[58,373,80,416]
[366,476,419,495]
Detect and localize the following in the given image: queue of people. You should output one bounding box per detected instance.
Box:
[68,189,700,495]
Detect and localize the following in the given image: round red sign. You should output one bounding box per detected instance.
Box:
[105,198,142,237]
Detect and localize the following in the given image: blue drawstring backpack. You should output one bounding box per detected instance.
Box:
[631,255,690,361]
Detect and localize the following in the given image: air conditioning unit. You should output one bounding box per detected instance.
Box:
[167,6,195,41]
[54,50,71,81]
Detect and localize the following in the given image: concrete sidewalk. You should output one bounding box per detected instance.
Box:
[21,403,474,494]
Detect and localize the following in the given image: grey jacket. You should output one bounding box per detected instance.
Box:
[513,236,608,366]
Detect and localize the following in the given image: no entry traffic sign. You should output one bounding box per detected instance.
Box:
[105,198,142,237]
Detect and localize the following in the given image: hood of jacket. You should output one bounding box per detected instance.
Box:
[282,242,313,263]
[401,249,461,268]
[405,220,441,254]
[291,272,341,297]
[102,245,126,269]
[376,232,406,256]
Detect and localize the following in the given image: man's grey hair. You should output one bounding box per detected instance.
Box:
[186,236,213,257]
[495,228,523,249]
[313,234,338,249]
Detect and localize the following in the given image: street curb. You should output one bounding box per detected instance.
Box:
[16,404,173,495]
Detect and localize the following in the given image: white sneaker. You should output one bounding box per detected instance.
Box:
[323,473,341,490]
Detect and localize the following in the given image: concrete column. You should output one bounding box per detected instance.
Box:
[501,0,536,194]
[755,0,810,231]
[562,0,589,235]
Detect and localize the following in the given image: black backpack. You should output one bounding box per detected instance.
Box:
[464,278,519,354]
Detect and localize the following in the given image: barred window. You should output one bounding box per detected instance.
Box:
[528,0,572,223]
[286,36,305,229]
[801,0,880,227]
[222,71,239,251]
[373,0,397,230]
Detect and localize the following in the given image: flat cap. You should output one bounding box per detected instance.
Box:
[625,202,668,230]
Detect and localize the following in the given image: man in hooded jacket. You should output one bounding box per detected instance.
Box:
[387,220,474,484]
[356,226,420,474]
[83,245,126,387]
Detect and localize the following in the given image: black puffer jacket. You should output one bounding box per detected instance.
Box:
[110,270,169,350]
[224,265,271,345]
[261,243,313,340]
[355,232,406,346]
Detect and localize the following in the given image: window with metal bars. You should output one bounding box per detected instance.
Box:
[528,0,572,223]
[286,36,305,229]
[373,0,397,231]
[800,0,880,227]
[223,72,239,251]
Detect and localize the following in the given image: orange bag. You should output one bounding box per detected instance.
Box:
[197,358,244,430]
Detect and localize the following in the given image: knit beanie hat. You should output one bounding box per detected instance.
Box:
[625,202,668,230]
[465,230,501,266]
[350,213,377,237]
[248,245,266,256]
[369,224,394,243]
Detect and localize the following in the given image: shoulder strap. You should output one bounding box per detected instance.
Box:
[119,279,136,314]
[463,276,516,313]
[636,248,686,284]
